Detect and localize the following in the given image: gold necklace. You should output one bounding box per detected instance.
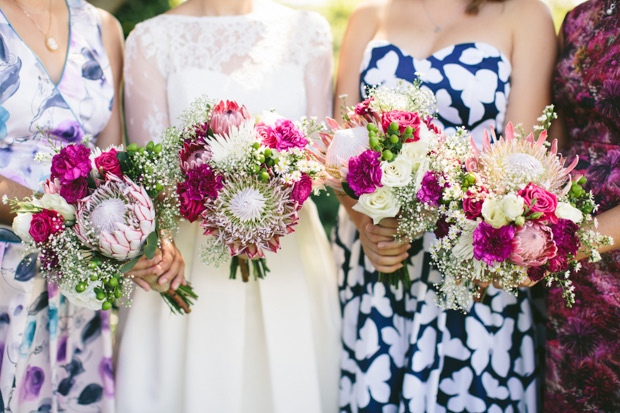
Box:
[12,0,58,52]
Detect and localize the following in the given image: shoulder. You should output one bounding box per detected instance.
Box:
[125,14,174,51]
[350,0,385,27]
[97,9,123,43]
[504,0,554,29]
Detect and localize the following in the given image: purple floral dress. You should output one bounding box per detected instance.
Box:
[547,1,620,411]
[0,0,115,411]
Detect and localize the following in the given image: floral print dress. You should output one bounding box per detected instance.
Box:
[546,0,620,411]
[0,0,115,411]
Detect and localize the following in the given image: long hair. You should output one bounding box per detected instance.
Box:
[466,0,508,14]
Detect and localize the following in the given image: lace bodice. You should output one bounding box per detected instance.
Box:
[124,0,333,143]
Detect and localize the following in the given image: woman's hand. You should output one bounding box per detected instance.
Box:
[126,237,186,292]
[341,194,409,273]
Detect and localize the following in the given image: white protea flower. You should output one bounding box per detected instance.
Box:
[209,121,256,171]
[74,175,156,260]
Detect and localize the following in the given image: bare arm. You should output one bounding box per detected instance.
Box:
[95,9,124,149]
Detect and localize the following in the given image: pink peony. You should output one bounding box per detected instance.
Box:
[29,209,64,243]
[381,110,421,140]
[347,150,383,197]
[95,148,123,178]
[518,183,558,223]
[510,221,557,267]
[210,100,251,136]
[256,122,277,148]
[50,144,92,185]
[271,119,308,151]
[59,177,88,204]
[291,173,312,205]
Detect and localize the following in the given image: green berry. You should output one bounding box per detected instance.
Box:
[466,174,476,185]
[405,126,413,134]
[252,142,261,150]
[155,183,164,192]
[101,301,112,311]
[138,147,146,154]
[154,143,163,154]
[369,137,379,148]
[90,273,99,281]
[252,164,261,174]
[264,148,273,158]
[258,155,266,164]
[146,141,155,151]
[515,216,525,227]
[260,171,270,182]
[96,292,106,301]
[75,283,86,293]
[578,176,587,186]
[389,122,399,132]
[382,150,394,161]
[389,134,399,144]
[88,261,98,269]
[114,288,123,299]
[126,143,138,152]
[571,183,581,194]
[367,123,377,132]
[108,277,119,288]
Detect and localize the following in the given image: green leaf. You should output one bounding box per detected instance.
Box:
[144,231,159,260]
[342,181,359,200]
[120,256,142,273]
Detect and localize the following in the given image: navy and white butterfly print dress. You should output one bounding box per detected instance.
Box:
[334,40,544,412]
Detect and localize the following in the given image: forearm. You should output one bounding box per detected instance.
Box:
[593,205,620,254]
[0,176,36,225]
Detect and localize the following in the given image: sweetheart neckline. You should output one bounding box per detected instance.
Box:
[365,39,512,69]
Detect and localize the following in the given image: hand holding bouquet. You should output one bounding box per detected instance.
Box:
[8,140,197,314]
[431,109,613,311]
[317,84,465,287]
[165,98,324,281]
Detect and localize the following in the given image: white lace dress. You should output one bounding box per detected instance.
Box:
[114,2,341,412]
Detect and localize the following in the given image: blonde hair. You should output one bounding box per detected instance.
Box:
[466,0,507,14]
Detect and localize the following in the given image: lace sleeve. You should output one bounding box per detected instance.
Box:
[303,13,333,119]
[123,21,170,145]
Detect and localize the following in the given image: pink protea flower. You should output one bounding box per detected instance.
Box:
[210,100,251,137]
[74,175,156,261]
[510,220,557,267]
[179,138,211,172]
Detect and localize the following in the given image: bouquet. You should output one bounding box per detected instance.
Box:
[431,109,614,311]
[165,98,324,281]
[7,139,197,314]
[317,84,465,287]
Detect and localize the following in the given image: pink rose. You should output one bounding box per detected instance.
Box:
[518,183,558,223]
[381,110,421,140]
[547,254,568,273]
[29,209,64,243]
[95,148,123,178]
[463,190,486,220]
[210,100,251,136]
[291,173,312,205]
[256,122,277,148]
[510,221,557,267]
[271,119,308,151]
[59,177,88,204]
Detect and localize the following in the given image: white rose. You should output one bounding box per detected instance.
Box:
[481,198,509,228]
[555,202,583,224]
[257,110,284,126]
[400,140,430,173]
[380,157,413,187]
[353,186,400,225]
[60,280,103,311]
[418,121,438,143]
[12,213,33,242]
[500,193,525,221]
[39,193,76,224]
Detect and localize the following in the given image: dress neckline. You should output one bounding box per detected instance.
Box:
[366,39,512,70]
[161,0,275,22]
[0,0,72,87]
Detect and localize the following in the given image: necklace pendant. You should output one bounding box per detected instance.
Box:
[434,26,441,33]
[46,37,58,52]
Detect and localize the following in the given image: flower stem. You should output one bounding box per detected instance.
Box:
[378,259,411,289]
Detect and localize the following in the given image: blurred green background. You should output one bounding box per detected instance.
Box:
[89,0,586,236]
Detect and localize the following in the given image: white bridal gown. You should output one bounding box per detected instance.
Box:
[115,2,341,412]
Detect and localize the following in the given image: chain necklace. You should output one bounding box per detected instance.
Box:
[422,0,441,33]
[606,1,617,15]
[12,0,58,52]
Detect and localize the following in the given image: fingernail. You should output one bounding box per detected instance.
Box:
[159,277,168,285]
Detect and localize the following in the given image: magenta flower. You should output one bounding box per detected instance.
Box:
[177,184,205,223]
[291,173,312,206]
[433,216,451,239]
[29,209,64,243]
[210,100,251,136]
[271,119,308,151]
[463,190,485,219]
[94,148,123,178]
[550,218,581,256]
[59,177,88,204]
[510,221,557,267]
[527,265,547,282]
[417,171,447,206]
[472,221,516,266]
[51,144,92,185]
[518,183,558,223]
[177,164,224,222]
[347,149,383,197]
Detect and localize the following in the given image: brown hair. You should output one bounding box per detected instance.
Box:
[466,0,508,14]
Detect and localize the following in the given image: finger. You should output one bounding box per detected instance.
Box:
[365,249,409,269]
[131,277,151,292]
[160,257,182,288]
[361,238,406,257]
[366,223,398,238]
[170,260,186,291]
[377,240,410,250]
